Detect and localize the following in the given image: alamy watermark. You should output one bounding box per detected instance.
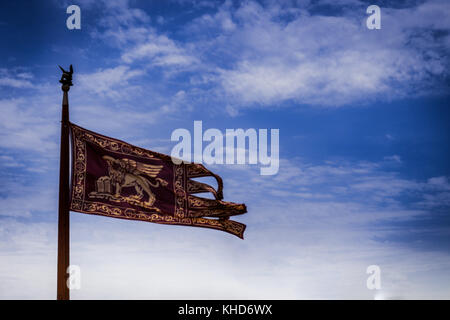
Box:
[170,121,279,175]
[65,4,380,31]
[366,5,381,30]
[66,265,81,290]
[366,265,381,290]
[66,5,81,30]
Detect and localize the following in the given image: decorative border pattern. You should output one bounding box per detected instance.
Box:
[69,123,246,239]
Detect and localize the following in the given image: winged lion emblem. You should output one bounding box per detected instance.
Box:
[89,155,168,208]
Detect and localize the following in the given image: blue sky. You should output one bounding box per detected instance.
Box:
[0,0,449,299]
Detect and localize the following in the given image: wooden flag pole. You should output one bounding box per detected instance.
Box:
[57,65,73,300]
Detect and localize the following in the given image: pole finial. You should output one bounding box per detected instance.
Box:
[59,64,73,91]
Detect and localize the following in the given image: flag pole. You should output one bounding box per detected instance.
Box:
[57,65,73,300]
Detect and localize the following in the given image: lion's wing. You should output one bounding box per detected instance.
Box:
[136,163,164,178]
[122,158,163,178]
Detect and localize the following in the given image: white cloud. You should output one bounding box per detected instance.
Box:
[88,0,195,71]
[77,66,145,98]
[0,155,23,168]
[427,176,450,190]
[121,33,198,67]
[0,97,59,153]
[72,0,450,113]
[385,134,395,141]
[185,0,450,108]
[0,68,34,88]
[1,212,450,299]
[220,157,450,220]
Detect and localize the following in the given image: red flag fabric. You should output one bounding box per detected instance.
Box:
[69,123,247,238]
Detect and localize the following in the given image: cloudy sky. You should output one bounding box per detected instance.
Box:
[0,0,449,299]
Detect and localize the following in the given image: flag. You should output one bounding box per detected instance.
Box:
[69,123,247,238]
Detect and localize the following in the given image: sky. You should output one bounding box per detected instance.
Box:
[0,0,449,299]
